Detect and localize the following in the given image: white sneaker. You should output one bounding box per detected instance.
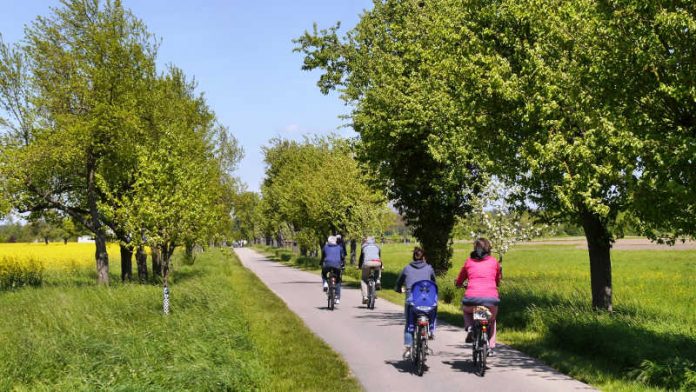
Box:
[335,298,340,305]
[322,282,328,292]
[402,346,411,359]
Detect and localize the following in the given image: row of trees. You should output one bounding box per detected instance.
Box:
[251,136,393,254]
[0,0,241,285]
[295,0,696,310]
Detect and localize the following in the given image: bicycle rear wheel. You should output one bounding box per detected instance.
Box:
[414,329,425,376]
[476,332,488,376]
[419,331,428,376]
[367,280,376,309]
[327,278,335,310]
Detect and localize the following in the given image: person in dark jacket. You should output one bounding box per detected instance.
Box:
[321,235,345,304]
[394,247,437,358]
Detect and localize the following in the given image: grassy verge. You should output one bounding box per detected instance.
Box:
[252,243,696,391]
[0,248,361,391]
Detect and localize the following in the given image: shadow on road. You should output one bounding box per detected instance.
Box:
[353,310,404,327]
[385,359,416,374]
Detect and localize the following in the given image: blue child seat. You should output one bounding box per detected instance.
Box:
[410,280,438,313]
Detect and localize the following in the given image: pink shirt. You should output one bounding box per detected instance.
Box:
[455,255,502,299]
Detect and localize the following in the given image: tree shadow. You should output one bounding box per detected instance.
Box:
[469,288,696,387]
[353,309,404,327]
[384,359,417,374]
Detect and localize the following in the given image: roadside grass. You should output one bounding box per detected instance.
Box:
[0,247,361,391]
[253,242,696,391]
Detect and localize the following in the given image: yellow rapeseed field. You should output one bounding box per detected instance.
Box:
[0,242,121,272]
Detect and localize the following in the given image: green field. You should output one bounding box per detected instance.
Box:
[261,242,696,391]
[0,248,361,391]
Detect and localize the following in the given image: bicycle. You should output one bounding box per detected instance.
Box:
[408,280,438,376]
[411,312,431,376]
[471,305,492,376]
[366,268,378,309]
[326,269,337,310]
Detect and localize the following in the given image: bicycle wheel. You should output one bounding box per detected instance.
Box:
[479,337,488,376]
[418,330,428,376]
[367,280,376,309]
[327,277,335,310]
[414,328,425,376]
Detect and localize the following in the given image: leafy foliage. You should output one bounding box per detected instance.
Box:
[0,1,242,284]
[260,136,389,251]
[296,0,696,305]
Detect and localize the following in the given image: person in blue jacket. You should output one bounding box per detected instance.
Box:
[321,235,345,304]
[394,246,437,358]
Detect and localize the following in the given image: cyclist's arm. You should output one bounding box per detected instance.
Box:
[495,261,502,287]
[455,265,468,287]
[394,270,406,293]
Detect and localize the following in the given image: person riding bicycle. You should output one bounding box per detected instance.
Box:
[359,236,382,304]
[394,247,437,358]
[455,237,502,355]
[321,235,345,304]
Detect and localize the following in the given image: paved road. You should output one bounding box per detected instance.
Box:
[234,248,595,392]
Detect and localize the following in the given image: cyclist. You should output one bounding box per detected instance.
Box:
[359,236,382,304]
[455,237,502,355]
[394,246,437,358]
[321,235,345,304]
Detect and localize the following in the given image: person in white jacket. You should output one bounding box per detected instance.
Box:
[358,236,382,304]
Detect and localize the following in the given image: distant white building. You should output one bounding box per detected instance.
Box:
[77,235,95,243]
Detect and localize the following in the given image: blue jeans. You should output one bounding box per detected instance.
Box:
[404,302,437,345]
[322,266,342,298]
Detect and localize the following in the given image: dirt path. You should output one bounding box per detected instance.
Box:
[234,248,595,392]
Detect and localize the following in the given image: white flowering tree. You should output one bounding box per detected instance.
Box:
[456,178,548,262]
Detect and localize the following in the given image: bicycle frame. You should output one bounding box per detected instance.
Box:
[327,271,337,311]
[472,305,492,376]
[412,313,430,376]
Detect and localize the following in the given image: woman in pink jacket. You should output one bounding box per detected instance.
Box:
[455,238,502,354]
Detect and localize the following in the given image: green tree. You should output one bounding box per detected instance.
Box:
[296,0,696,309]
[231,191,262,243]
[113,67,242,287]
[261,136,388,254]
[294,2,485,273]
[0,0,157,284]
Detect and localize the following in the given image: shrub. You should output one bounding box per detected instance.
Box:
[280,253,292,262]
[0,257,44,290]
[631,358,696,391]
[439,281,456,304]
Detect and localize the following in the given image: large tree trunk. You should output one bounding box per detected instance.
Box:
[350,239,357,265]
[151,246,162,278]
[94,232,109,284]
[581,210,613,311]
[136,245,148,282]
[161,244,175,285]
[87,158,109,285]
[120,243,134,282]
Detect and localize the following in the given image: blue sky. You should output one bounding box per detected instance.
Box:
[1,0,373,191]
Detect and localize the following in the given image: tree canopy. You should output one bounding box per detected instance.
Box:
[296,0,696,309]
[0,0,242,284]
[260,136,390,252]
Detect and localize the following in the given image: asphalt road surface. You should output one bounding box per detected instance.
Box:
[234,247,595,392]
